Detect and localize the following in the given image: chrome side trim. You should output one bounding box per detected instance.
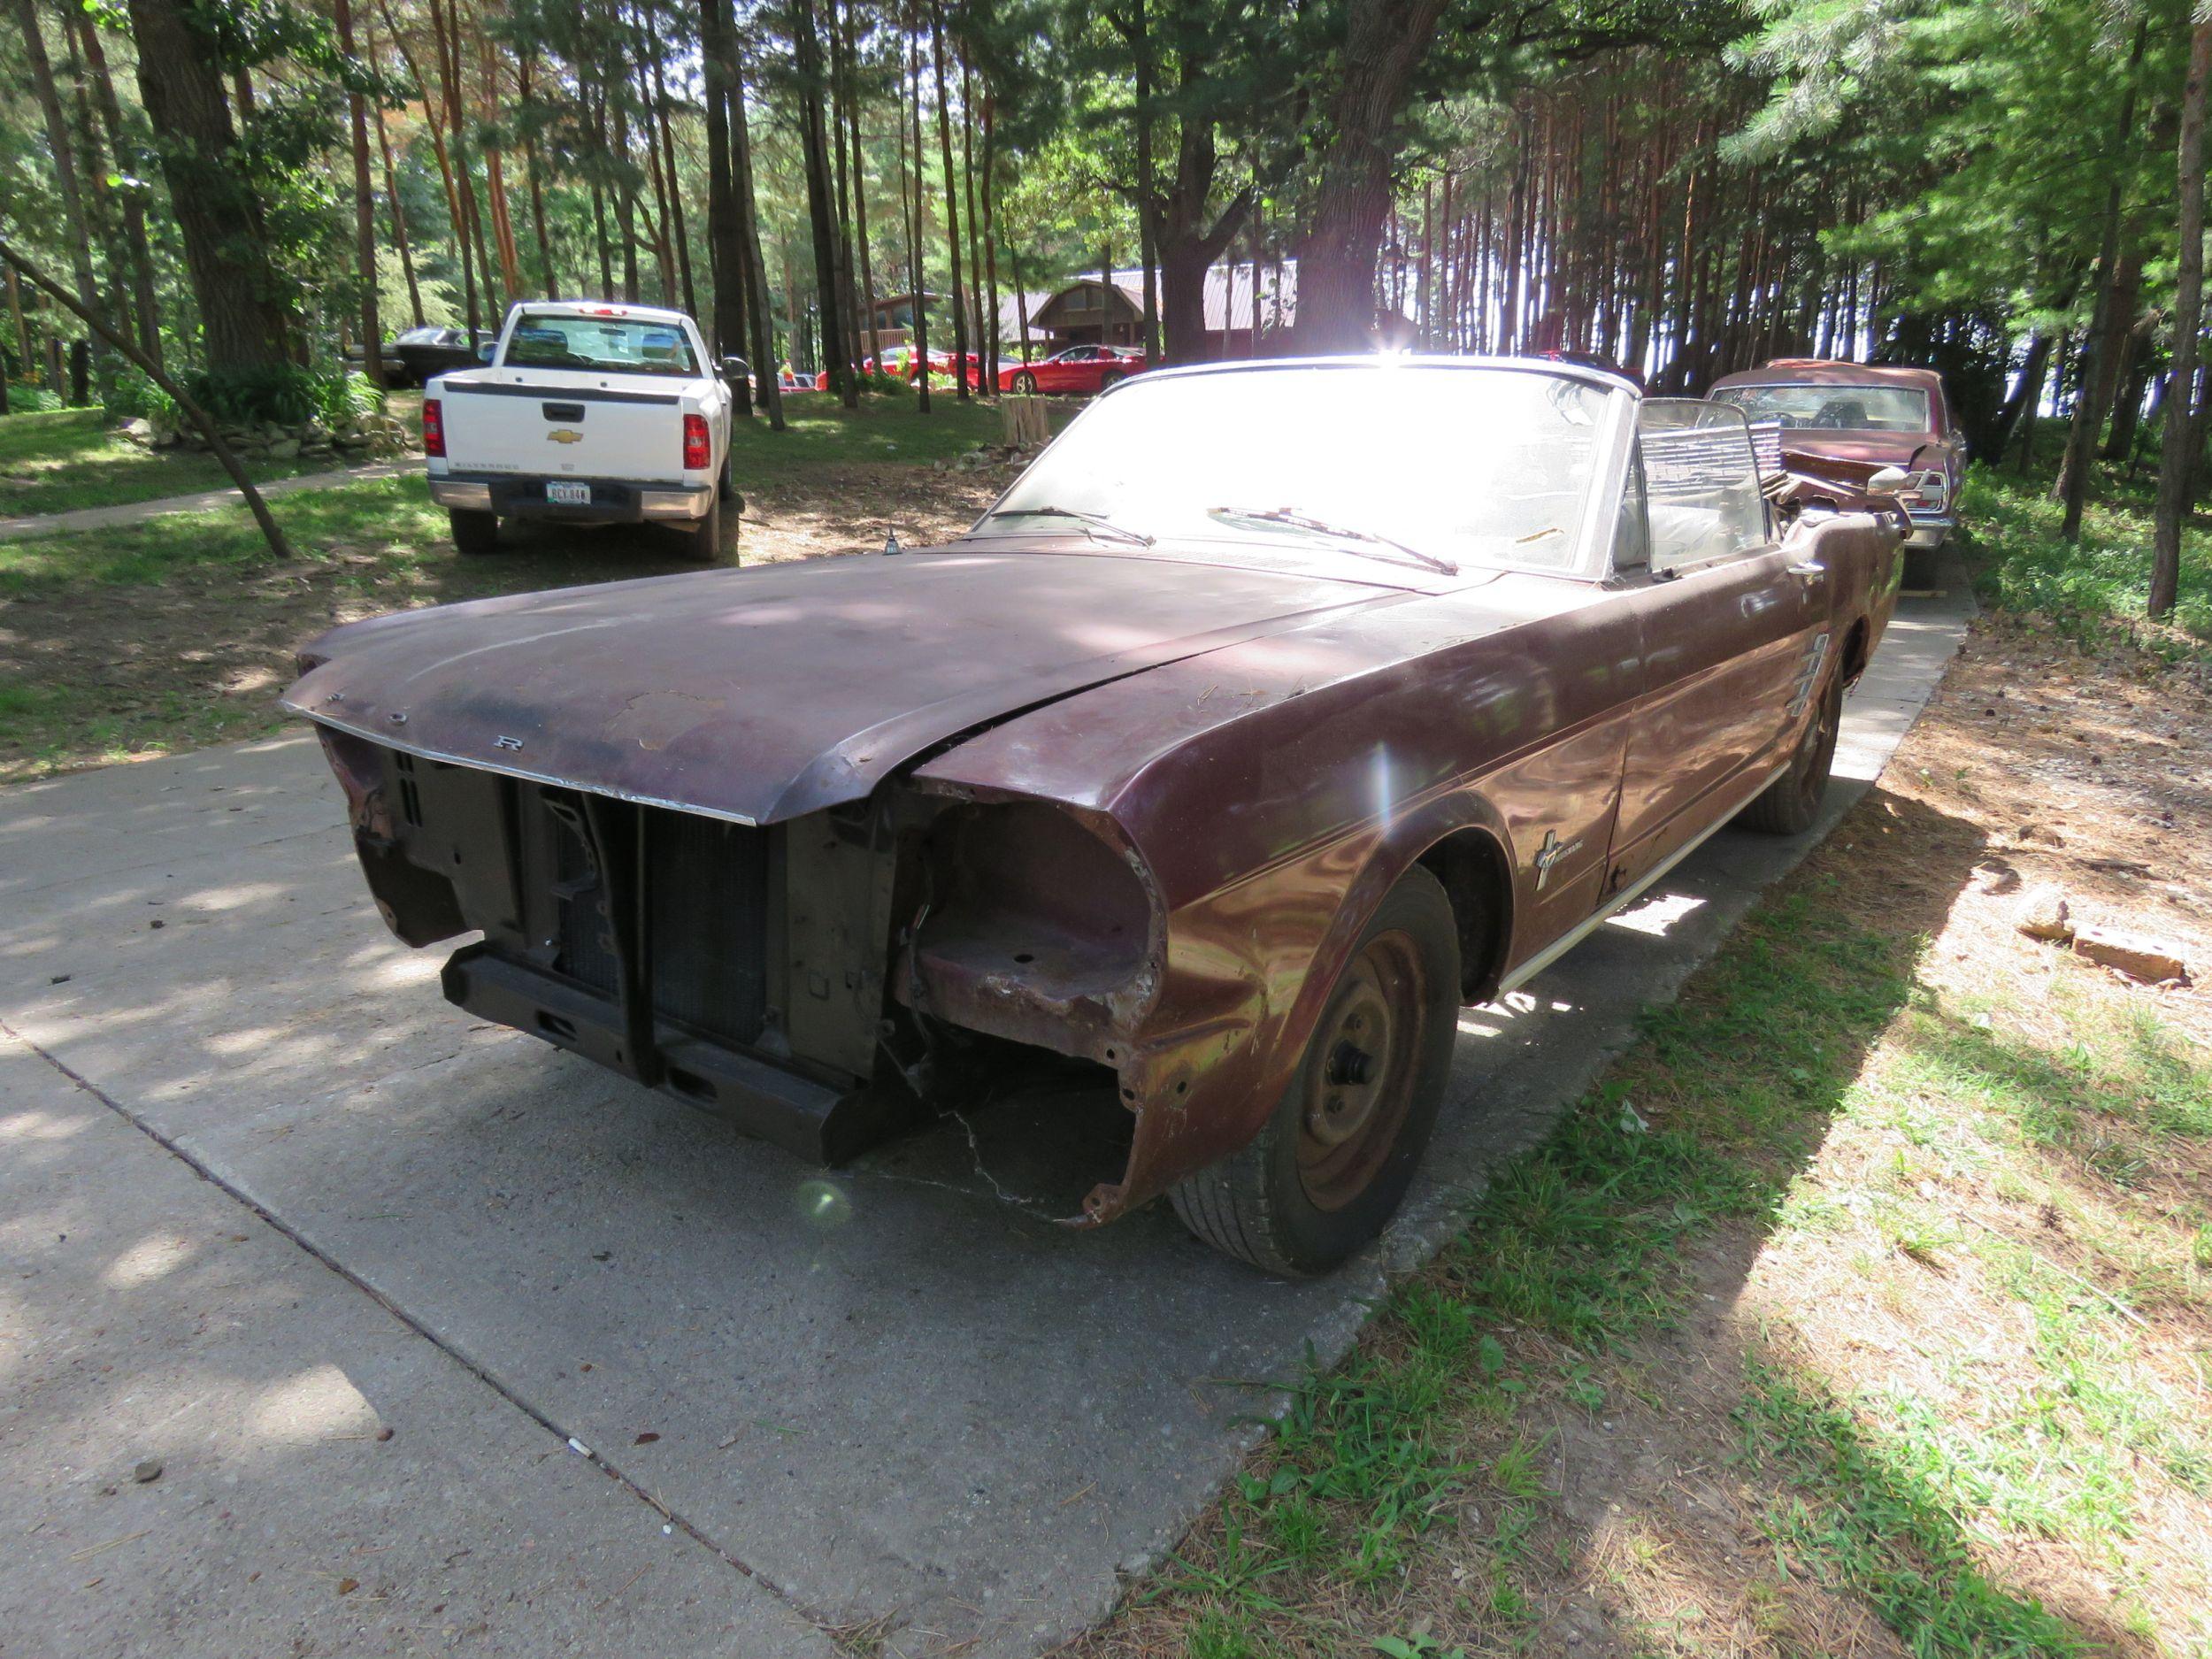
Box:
[1499,760,1792,994]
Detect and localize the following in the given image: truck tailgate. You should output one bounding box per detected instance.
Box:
[434,372,688,483]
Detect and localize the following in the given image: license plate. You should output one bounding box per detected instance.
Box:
[546,481,591,505]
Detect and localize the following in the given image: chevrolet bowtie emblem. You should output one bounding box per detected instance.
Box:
[547,428,584,444]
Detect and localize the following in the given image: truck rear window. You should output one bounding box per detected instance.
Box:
[504,314,698,378]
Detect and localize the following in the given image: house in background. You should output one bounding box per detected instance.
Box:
[997,262,1312,361]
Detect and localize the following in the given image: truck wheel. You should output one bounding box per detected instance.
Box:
[1170,865,1459,1276]
[718,450,741,510]
[674,495,723,564]
[449,508,501,555]
[1740,663,1844,835]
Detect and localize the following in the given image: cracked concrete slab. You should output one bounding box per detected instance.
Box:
[0,565,1972,1656]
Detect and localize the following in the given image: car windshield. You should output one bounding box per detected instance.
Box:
[969,363,1615,572]
[503,312,698,377]
[1711,382,1930,433]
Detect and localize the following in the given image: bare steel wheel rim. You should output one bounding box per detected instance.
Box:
[1793,679,1840,808]
[1295,930,1425,1211]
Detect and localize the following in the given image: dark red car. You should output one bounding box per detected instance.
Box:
[999,344,1147,396]
[284,359,1901,1276]
[1709,360,1962,553]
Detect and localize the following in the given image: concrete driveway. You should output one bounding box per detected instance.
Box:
[0,573,1970,1658]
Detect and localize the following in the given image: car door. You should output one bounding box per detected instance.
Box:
[1042,348,1091,393]
[1608,400,1832,894]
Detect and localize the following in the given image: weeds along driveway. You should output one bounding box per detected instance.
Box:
[0,572,1970,1658]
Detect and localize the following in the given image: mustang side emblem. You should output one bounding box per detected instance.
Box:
[1788,631,1832,718]
[547,428,584,445]
[1533,828,1582,891]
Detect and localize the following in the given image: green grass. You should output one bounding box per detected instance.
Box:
[726,391,1003,482]
[1964,463,2212,647]
[1098,846,2208,1657]
[0,406,347,517]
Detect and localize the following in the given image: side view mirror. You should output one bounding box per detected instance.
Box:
[1867,465,1909,494]
[720,356,750,380]
[475,342,495,363]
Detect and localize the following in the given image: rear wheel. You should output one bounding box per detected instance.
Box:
[1096,369,1125,393]
[1170,866,1460,1276]
[449,508,500,555]
[1012,370,1038,394]
[672,495,723,564]
[1740,662,1844,834]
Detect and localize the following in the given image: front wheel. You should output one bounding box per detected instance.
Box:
[1011,371,1038,394]
[449,508,500,555]
[1170,865,1460,1276]
[1740,661,1844,834]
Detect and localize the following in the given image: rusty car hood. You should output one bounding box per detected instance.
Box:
[282,548,1402,826]
[1777,434,1936,477]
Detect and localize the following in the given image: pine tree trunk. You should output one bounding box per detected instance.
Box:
[16,0,103,365]
[791,0,846,392]
[726,35,782,426]
[2056,20,2149,536]
[2152,15,2210,619]
[72,9,161,365]
[930,0,968,397]
[333,0,384,386]
[905,18,930,414]
[124,0,292,371]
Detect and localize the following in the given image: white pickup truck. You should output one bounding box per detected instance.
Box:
[423,301,737,560]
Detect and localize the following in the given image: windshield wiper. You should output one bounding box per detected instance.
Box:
[987,505,1154,545]
[1206,506,1458,575]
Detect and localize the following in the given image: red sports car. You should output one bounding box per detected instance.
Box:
[999,345,1147,396]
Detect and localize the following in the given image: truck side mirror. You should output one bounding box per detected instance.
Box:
[720,356,749,380]
[476,342,495,363]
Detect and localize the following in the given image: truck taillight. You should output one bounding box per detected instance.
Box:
[682,412,710,472]
[422,397,444,458]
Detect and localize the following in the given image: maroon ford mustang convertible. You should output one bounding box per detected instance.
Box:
[285,359,1901,1275]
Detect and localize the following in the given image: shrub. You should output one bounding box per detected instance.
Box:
[181,365,384,428]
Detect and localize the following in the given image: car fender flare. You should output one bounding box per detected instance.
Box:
[1094,787,1517,1225]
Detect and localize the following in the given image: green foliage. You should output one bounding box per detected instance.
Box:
[180,365,381,428]
[1964,464,2212,646]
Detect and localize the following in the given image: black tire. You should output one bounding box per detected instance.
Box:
[449,507,501,555]
[1740,659,1844,834]
[1170,865,1460,1276]
[673,495,722,564]
[717,450,742,512]
[1012,370,1038,394]
[1096,369,1125,392]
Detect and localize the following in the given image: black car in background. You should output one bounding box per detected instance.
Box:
[344,326,495,388]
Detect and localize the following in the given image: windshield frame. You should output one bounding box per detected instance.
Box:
[965,357,1638,581]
